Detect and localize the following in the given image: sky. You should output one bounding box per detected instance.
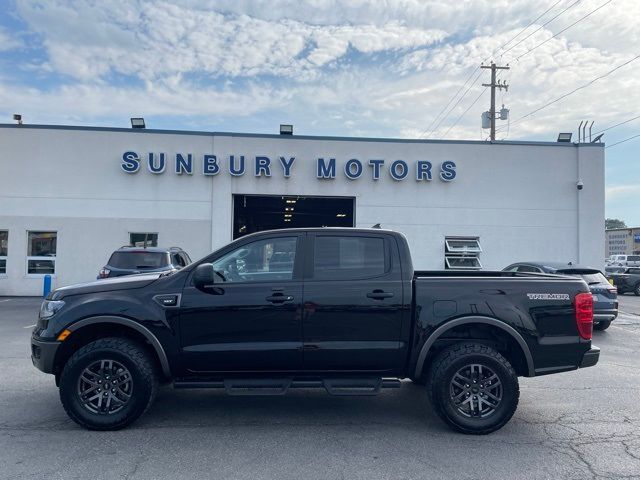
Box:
[0,0,638,225]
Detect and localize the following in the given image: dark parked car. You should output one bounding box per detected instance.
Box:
[33,229,599,434]
[503,262,617,331]
[607,267,640,296]
[98,246,191,279]
[605,266,627,275]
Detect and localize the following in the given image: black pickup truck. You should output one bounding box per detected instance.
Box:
[607,267,640,296]
[31,228,599,434]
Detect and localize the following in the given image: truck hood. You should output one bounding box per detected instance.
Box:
[49,273,162,300]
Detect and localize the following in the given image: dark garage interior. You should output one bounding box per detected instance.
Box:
[233,195,355,239]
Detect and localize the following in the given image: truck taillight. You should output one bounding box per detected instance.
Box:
[575,292,593,340]
[99,268,110,278]
[607,286,617,295]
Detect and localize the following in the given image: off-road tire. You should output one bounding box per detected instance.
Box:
[59,337,158,430]
[594,321,611,331]
[427,343,519,435]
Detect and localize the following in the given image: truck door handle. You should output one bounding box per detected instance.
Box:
[367,290,394,300]
[266,294,294,303]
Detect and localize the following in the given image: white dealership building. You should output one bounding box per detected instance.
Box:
[0,123,604,296]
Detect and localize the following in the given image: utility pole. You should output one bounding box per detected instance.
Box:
[481,62,509,141]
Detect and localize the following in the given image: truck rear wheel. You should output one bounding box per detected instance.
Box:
[427,343,519,435]
[59,337,158,430]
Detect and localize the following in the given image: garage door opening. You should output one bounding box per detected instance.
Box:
[233,195,355,239]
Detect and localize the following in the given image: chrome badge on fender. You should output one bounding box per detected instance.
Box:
[527,293,570,300]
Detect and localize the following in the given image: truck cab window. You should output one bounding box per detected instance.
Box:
[313,236,386,280]
[212,237,297,282]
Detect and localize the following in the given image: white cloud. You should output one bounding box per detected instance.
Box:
[2,0,638,145]
[0,26,23,51]
[14,1,445,82]
[0,81,289,122]
[606,185,640,201]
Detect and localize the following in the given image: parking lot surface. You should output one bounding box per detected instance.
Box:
[1,295,640,480]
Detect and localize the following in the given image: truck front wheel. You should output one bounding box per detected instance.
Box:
[59,337,159,430]
[427,343,519,435]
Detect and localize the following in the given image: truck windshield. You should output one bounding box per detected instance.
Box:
[108,251,168,269]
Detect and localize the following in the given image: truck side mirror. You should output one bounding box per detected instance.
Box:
[193,263,216,289]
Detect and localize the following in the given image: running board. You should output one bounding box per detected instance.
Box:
[224,378,292,396]
[173,378,401,396]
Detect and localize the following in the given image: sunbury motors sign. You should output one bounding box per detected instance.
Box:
[121,151,457,182]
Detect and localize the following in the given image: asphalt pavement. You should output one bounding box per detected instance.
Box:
[1,296,639,480]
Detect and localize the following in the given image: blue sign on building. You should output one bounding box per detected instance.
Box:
[121,152,457,182]
[634,234,640,243]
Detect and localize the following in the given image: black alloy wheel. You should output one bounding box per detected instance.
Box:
[77,359,133,414]
[449,363,503,418]
[427,343,519,435]
[59,337,158,430]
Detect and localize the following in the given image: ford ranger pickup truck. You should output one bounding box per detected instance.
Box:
[31,228,599,434]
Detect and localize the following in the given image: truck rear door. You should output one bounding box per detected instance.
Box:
[301,231,405,373]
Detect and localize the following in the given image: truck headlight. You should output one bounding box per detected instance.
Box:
[39,300,65,319]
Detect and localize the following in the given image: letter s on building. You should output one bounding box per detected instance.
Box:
[439,160,456,182]
[121,151,140,173]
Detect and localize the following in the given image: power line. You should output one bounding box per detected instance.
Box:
[496,54,640,131]
[426,70,484,138]
[593,114,640,136]
[500,0,582,57]
[496,0,565,53]
[442,88,488,138]
[606,133,640,149]
[515,0,614,62]
[419,0,568,138]
[420,68,479,138]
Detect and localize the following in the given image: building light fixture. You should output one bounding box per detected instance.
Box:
[557,132,572,142]
[284,218,291,222]
[286,199,296,204]
[284,214,292,218]
[336,213,346,218]
[280,124,293,135]
[285,207,294,211]
[130,117,146,129]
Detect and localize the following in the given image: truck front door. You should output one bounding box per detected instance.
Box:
[302,232,406,373]
[179,234,304,373]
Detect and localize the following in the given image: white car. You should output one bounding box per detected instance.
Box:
[607,254,640,267]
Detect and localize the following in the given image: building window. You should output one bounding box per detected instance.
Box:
[0,230,7,275]
[445,236,482,270]
[27,231,57,275]
[129,232,158,247]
